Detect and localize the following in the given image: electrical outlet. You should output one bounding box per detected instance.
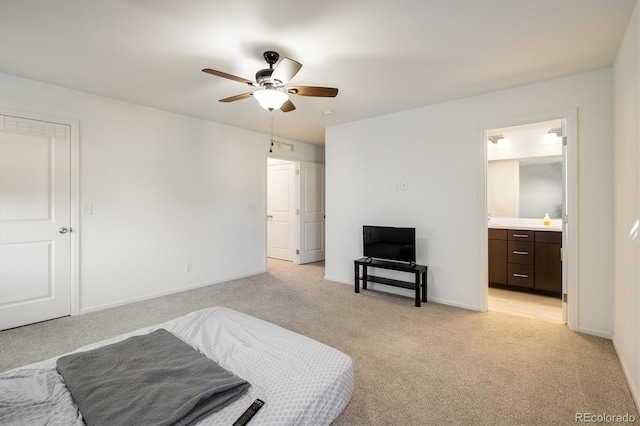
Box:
[185,263,192,272]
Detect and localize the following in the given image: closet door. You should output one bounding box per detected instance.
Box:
[0,115,71,330]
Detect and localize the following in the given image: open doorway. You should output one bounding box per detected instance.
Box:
[266,157,326,268]
[485,118,567,324]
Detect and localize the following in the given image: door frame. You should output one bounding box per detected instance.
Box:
[296,161,326,264]
[479,108,578,331]
[1,107,80,317]
[265,155,326,266]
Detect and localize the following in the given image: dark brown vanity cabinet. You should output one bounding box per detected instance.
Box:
[488,228,562,297]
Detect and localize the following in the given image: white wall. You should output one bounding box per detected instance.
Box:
[0,72,323,313]
[326,68,614,334]
[613,2,639,409]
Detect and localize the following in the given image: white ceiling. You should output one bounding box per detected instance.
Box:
[0,0,635,145]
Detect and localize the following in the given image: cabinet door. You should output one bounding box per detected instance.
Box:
[489,229,507,240]
[535,230,562,244]
[535,242,562,292]
[488,239,507,284]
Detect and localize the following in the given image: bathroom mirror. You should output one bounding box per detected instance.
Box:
[488,156,562,219]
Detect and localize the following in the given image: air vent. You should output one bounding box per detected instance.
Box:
[271,139,294,152]
[2,115,69,141]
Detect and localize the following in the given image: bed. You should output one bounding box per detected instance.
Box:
[0,307,354,425]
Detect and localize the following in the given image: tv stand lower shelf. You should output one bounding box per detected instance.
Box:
[354,258,428,307]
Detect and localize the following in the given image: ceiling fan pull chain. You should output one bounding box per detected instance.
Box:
[269,115,274,153]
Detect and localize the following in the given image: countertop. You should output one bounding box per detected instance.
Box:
[488,218,562,232]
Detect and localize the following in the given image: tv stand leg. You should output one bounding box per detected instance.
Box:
[354,263,360,293]
[362,265,368,290]
[415,271,420,307]
[422,271,427,303]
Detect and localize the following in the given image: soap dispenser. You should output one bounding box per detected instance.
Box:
[543,213,550,226]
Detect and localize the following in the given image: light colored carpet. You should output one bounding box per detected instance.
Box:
[0,259,637,425]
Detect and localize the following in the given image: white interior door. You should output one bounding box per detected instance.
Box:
[0,115,72,330]
[297,161,325,264]
[267,160,295,261]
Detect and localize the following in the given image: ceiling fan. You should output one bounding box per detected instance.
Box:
[202,51,338,112]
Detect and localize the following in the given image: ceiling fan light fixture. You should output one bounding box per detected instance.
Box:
[203,51,337,114]
[253,88,288,111]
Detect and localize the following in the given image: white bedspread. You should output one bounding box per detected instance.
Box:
[0,307,354,426]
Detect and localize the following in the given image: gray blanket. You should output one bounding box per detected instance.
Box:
[56,329,249,426]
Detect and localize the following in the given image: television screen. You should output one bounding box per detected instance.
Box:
[363,226,416,263]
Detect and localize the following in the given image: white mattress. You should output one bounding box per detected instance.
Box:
[0,307,354,425]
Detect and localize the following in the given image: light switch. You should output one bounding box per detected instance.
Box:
[246,203,257,212]
[82,203,93,215]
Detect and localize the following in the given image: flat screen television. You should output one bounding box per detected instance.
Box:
[363,225,416,263]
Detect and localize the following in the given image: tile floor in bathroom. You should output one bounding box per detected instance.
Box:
[488,287,563,324]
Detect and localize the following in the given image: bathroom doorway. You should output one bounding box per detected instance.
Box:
[266,157,326,267]
[485,116,573,325]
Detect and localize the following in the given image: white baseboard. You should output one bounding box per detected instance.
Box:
[78,269,266,315]
[576,326,613,340]
[324,275,351,285]
[613,337,640,412]
[427,296,483,312]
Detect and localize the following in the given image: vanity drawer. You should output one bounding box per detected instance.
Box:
[508,241,534,264]
[488,228,507,240]
[508,229,534,240]
[507,263,534,288]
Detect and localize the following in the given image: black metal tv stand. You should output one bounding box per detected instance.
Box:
[354,258,428,307]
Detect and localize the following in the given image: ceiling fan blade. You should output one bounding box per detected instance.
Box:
[219,92,254,103]
[271,58,302,85]
[202,68,255,86]
[280,99,296,112]
[287,86,338,97]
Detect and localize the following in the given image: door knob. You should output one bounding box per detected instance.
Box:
[59,227,69,234]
